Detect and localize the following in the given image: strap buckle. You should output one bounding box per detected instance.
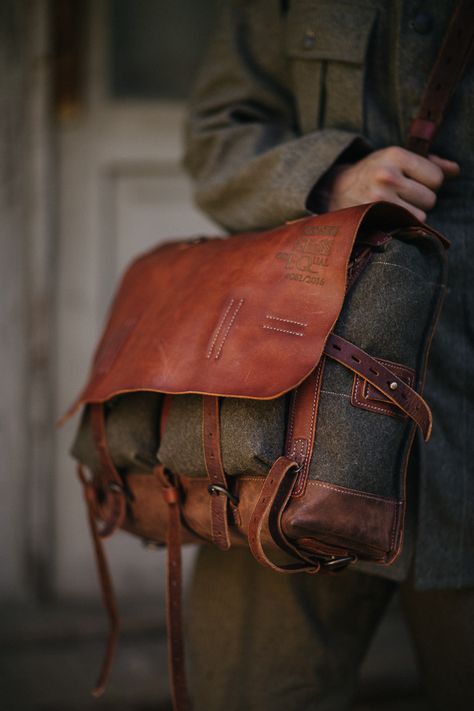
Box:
[207,484,239,507]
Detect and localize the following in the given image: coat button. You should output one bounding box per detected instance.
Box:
[302,30,316,50]
[411,11,433,34]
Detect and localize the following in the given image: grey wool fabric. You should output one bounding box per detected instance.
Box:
[183,0,474,589]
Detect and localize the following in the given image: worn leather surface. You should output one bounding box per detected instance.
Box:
[65,202,445,416]
[115,471,402,565]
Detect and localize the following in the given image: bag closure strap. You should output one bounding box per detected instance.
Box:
[202,395,232,551]
[248,456,321,573]
[407,0,474,156]
[323,334,432,441]
[89,404,126,537]
[284,358,325,498]
[247,456,355,573]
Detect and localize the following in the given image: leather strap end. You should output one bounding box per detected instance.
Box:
[408,117,437,143]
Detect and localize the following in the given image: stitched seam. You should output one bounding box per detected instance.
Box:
[286,388,298,453]
[294,363,323,496]
[338,347,425,432]
[215,298,244,359]
[351,359,415,417]
[370,261,439,285]
[390,500,403,552]
[355,376,401,416]
[265,315,308,327]
[207,299,235,359]
[300,366,321,480]
[262,325,304,337]
[320,389,351,399]
[308,479,403,504]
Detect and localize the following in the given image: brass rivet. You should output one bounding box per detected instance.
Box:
[390,382,398,391]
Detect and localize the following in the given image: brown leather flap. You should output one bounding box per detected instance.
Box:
[66,202,446,416]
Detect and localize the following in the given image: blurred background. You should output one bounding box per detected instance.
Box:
[1,1,428,709]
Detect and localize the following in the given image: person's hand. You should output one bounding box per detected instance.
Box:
[322,147,460,222]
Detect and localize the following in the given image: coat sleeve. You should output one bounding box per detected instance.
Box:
[183,0,370,233]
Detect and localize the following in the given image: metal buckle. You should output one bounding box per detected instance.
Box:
[207,484,239,507]
[107,481,125,495]
[320,555,356,571]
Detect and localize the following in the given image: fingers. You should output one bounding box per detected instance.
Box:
[429,154,460,178]
[386,147,445,190]
[388,196,426,223]
[325,146,459,220]
[396,177,437,212]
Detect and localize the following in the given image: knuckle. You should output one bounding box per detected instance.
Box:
[384,146,404,162]
[370,188,390,202]
[374,167,399,186]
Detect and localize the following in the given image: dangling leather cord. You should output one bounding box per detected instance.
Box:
[154,465,191,711]
[78,404,127,697]
[77,465,120,697]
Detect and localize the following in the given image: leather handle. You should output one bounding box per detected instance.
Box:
[248,456,321,574]
[407,0,474,156]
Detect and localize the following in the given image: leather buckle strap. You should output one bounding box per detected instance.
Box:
[324,333,432,441]
[202,395,231,550]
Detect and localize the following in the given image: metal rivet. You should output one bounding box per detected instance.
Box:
[390,382,398,391]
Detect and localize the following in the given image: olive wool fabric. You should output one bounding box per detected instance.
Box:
[184,0,474,590]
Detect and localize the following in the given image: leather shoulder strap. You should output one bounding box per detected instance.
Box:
[407,0,474,156]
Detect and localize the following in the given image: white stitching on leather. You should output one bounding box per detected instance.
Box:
[214,298,244,359]
[265,315,308,327]
[263,325,304,336]
[207,299,235,358]
[320,389,351,399]
[307,479,402,504]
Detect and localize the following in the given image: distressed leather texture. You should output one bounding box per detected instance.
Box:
[67,203,444,411]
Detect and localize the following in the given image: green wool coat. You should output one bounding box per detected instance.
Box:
[184,0,474,589]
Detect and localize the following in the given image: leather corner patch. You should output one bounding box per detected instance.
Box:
[351,358,415,419]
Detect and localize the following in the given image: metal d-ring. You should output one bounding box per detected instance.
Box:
[207,484,239,507]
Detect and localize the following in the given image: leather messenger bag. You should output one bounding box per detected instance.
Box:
[63,4,473,710]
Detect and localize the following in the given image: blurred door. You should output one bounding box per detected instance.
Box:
[55,0,219,599]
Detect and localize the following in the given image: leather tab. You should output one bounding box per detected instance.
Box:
[324,334,432,440]
[202,396,231,551]
[285,359,325,497]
